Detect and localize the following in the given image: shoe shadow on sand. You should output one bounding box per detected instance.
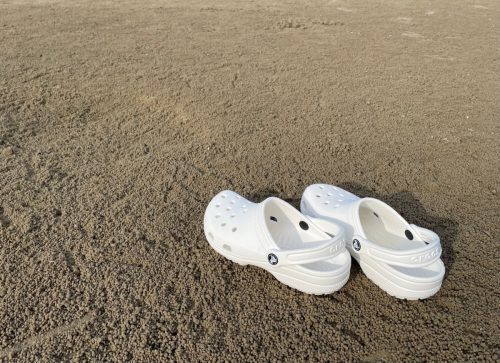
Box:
[248,182,458,280]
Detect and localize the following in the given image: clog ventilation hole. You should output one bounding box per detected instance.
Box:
[315,185,356,207]
[213,194,246,233]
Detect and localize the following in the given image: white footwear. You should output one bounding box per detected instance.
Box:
[300,184,445,300]
[203,190,351,295]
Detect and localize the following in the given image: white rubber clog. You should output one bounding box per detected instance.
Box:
[204,190,351,295]
[300,184,445,300]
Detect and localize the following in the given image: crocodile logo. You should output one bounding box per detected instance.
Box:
[268,253,278,266]
[352,239,361,251]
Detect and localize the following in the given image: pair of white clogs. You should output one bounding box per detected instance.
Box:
[203,184,445,300]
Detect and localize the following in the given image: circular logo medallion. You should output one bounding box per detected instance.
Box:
[268,253,278,266]
[352,239,361,251]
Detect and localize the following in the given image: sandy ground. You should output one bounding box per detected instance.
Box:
[0,0,499,361]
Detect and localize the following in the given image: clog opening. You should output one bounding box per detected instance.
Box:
[263,199,326,250]
[359,199,425,251]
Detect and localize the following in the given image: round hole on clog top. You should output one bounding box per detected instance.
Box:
[221,223,226,227]
[405,230,414,240]
[226,207,231,211]
[215,214,221,218]
[316,194,321,198]
[230,200,235,204]
[270,216,277,222]
[319,186,324,189]
[231,227,237,232]
[230,214,235,218]
[215,204,220,208]
[373,212,379,218]
[323,201,329,205]
[299,221,309,230]
[327,193,333,196]
[221,195,226,199]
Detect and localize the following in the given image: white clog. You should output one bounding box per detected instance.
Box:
[204,190,351,294]
[300,184,445,300]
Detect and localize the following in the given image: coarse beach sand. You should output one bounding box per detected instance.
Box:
[1,0,499,361]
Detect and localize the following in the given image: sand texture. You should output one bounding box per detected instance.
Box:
[1,0,499,361]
